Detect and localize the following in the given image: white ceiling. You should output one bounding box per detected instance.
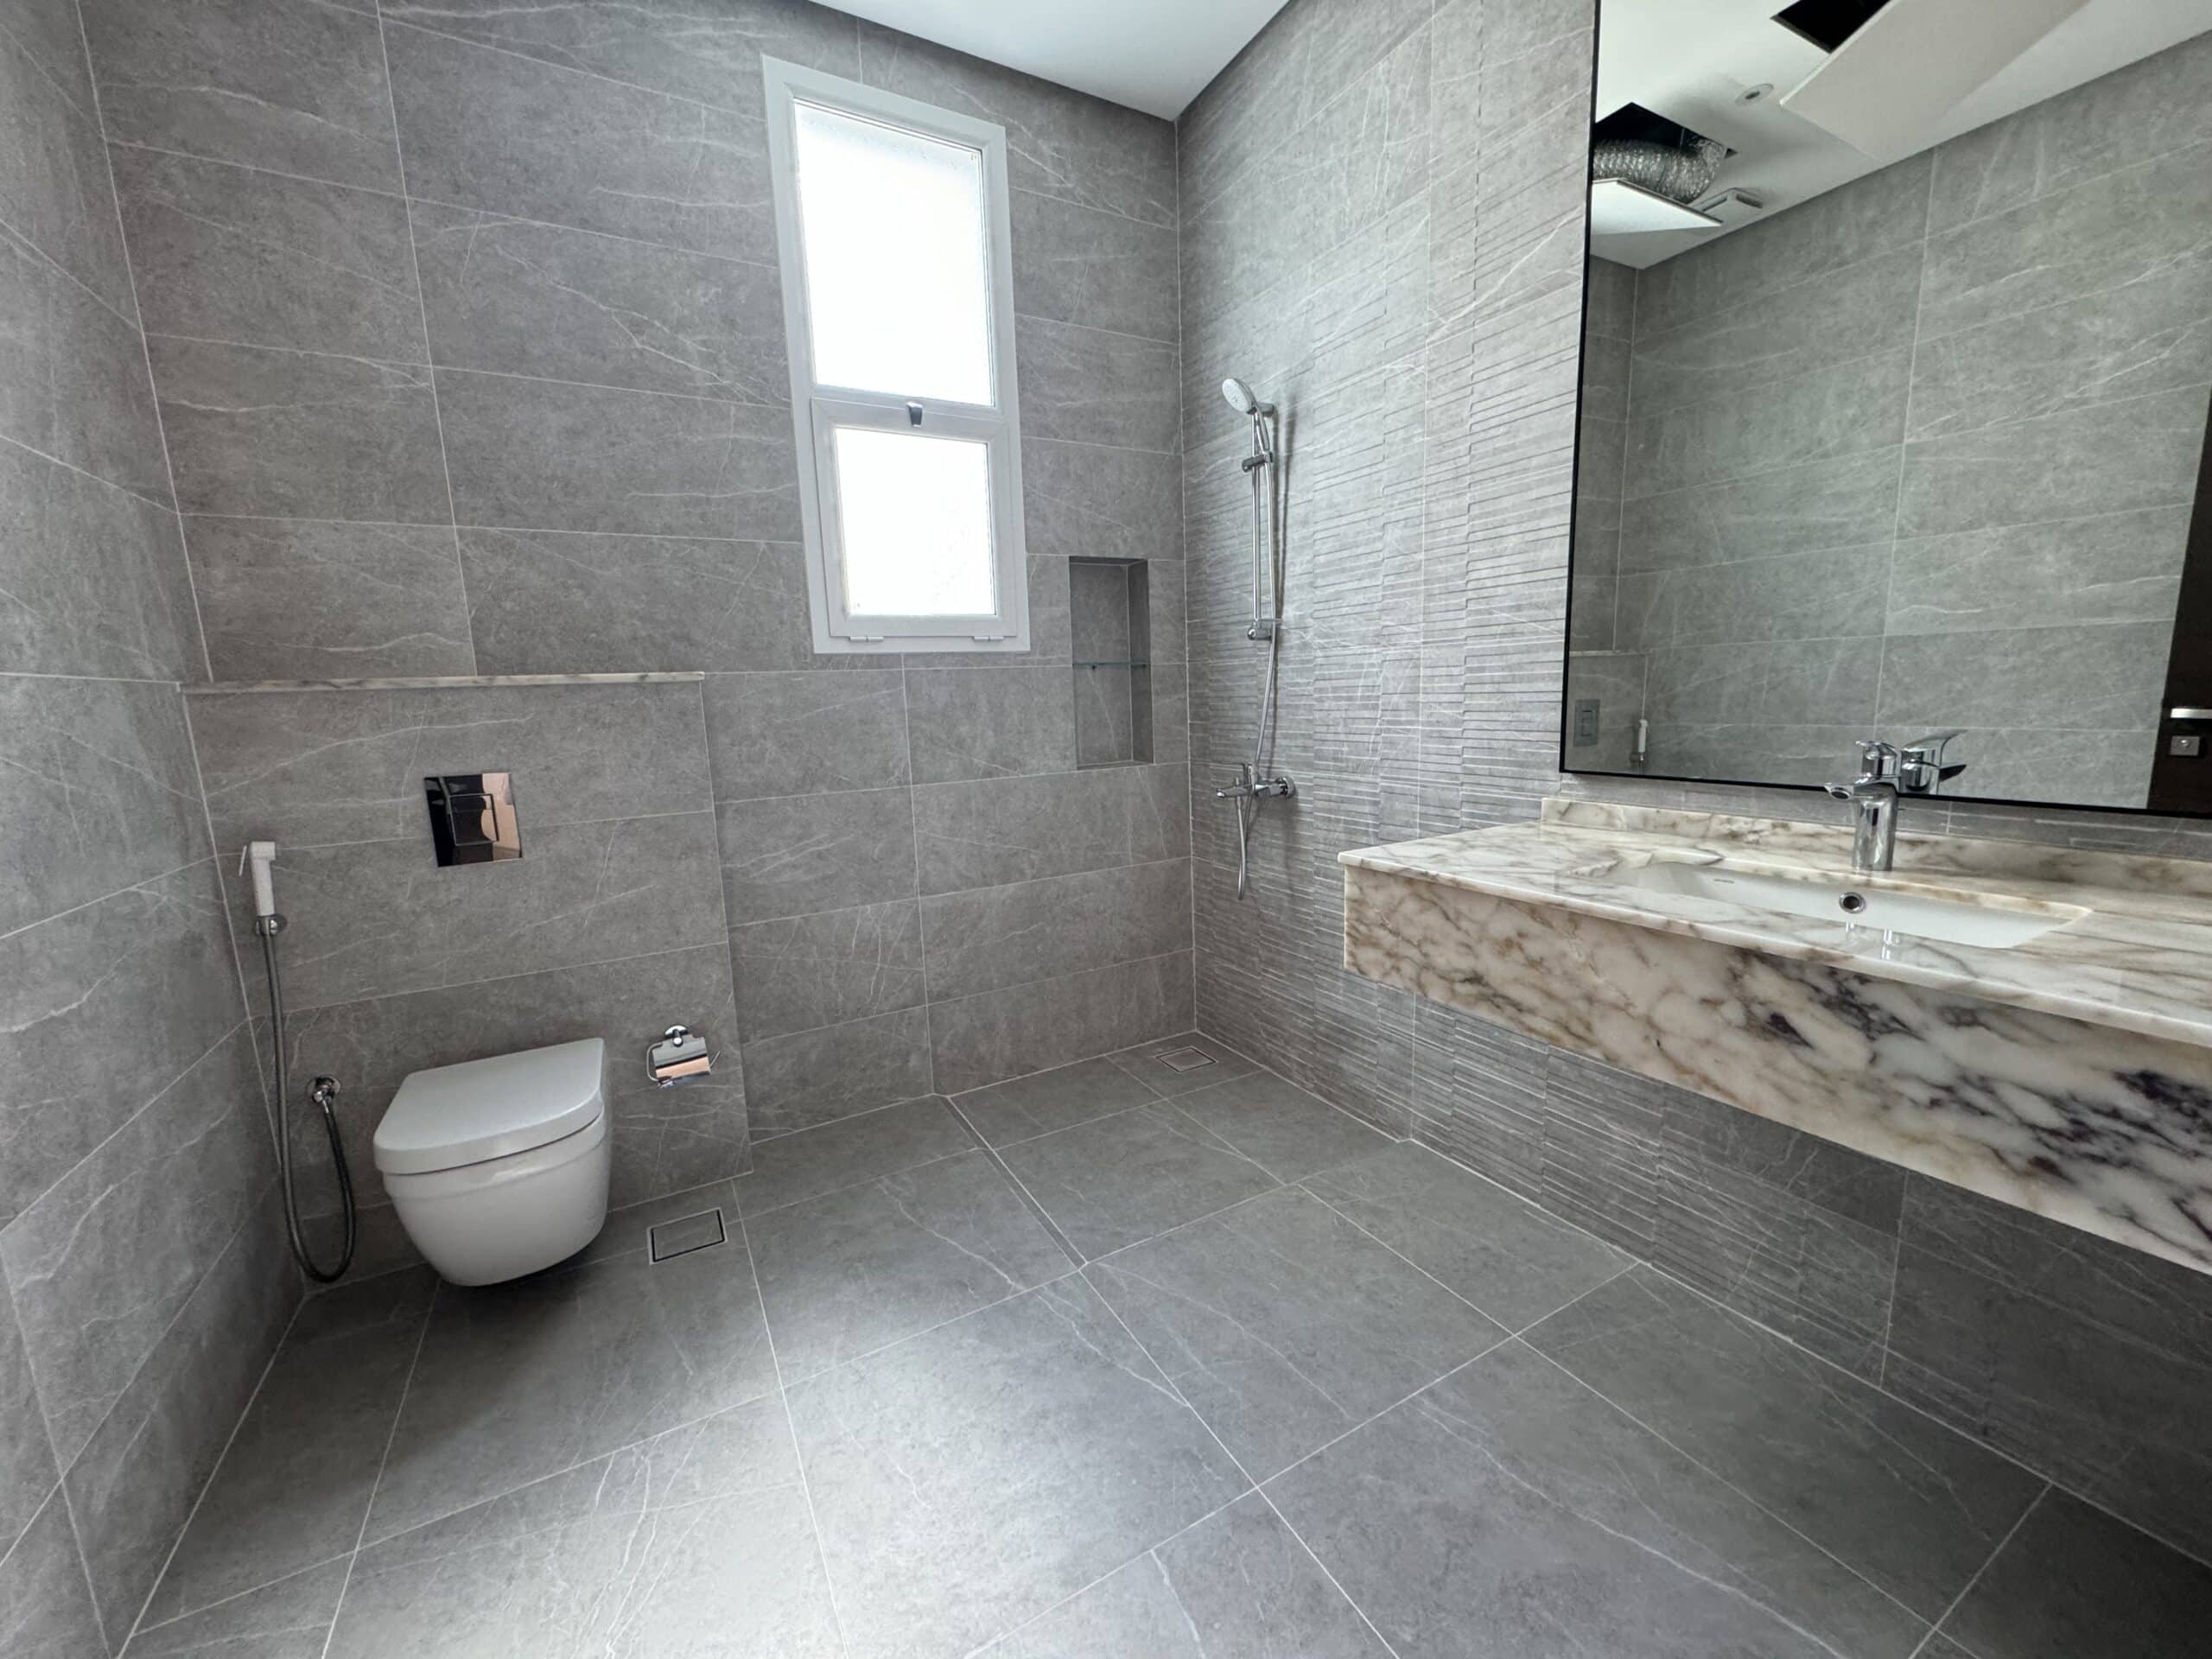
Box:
[824,0,1290,118]
[1594,0,2212,268]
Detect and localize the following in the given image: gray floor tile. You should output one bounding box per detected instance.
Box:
[734,1096,974,1217]
[1088,1186,1504,1480]
[1266,1341,1929,1659]
[980,1491,1386,1657]
[129,1558,348,1658]
[1308,1141,1634,1329]
[999,1103,1282,1260]
[143,1270,436,1624]
[1109,1032,1259,1096]
[1937,1491,2212,1659]
[788,1277,1248,1659]
[1169,1071,1397,1185]
[329,1398,840,1659]
[1525,1267,2043,1621]
[750,1150,1074,1378]
[363,1243,776,1542]
[956,1055,1162,1147]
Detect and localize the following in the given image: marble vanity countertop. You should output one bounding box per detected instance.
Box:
[1341,800,2212,1049]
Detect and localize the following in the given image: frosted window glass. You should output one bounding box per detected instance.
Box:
[833,427,996,616]
[794,101,994,406]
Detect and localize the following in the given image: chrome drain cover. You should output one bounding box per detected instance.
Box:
[1154,1046,1217,1073]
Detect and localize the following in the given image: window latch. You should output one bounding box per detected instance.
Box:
[906,401,924,426]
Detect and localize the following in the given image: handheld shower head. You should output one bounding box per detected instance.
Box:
[1221,377,1274,419]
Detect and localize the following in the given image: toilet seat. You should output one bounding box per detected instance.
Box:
[374,1038,606,1175]
[374,1038,612,1285]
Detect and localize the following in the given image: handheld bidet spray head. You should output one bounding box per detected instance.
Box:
[240,840,283,935]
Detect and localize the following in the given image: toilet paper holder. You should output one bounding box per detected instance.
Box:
[646,1025,715,1088]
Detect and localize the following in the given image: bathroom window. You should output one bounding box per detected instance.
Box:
[763,60,1029,654]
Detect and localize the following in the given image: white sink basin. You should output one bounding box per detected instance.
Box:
[1588,859,2084,950]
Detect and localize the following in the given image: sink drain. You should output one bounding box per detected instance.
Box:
[1838,892,1868,916]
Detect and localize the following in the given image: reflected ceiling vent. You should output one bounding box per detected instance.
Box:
[1590,103,1733,234]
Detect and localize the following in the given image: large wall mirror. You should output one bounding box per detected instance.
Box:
[1564,0,2212,815]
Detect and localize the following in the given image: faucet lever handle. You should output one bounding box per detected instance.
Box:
[1853,739,1900,784]
[1897,730,1966,795]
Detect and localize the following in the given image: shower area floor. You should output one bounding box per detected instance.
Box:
[124,1034,2209,1658]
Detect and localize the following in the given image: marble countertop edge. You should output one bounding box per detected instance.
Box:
[1340,820,2212,1051]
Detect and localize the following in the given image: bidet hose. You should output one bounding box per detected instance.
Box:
[258,925,354,1283]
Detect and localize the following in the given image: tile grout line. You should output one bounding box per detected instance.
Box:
[940,1095,1087,1268]
[118,1287,317,1649]
[1394,1120,2212,1579]
[1903,1484,2049,1659]
[951,1484,1263,1659]
[1072,1226,1413,1659]
[1516,1341,1945,1636]
[315,1275,436,1659]
[730,1201,855,1657]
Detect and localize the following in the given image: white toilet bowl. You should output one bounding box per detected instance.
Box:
[374,1038,610,1286]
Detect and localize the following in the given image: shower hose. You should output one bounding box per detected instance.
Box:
[258,919,356,1282]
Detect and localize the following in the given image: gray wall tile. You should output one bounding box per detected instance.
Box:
[0,4,132,315]
[928,949,1195,1100]
[0,1274,55,1560]
[0,864,245,1230]
[112,147,425,360]
[188,517,474,680]
[435,367,798,541]
[149,337,449,523]
[921,860,1190,1001]
[914,762,1188,894]
[705,671,909,801]
[1886,508,2190,638]
[1885,1177,2212,1562]
[3,1026,271,1466]
[461,530,818,673]
[80,0,402,190]
[63,1192,296,1643]
[1876,621,2169,734]
[905,667,1077,784]
[227,809,727,1009]
[0,229,170,500]
[0,1493,106,1656]
[1020,439,1183,564]
[1008,186,1179,342]
[411,202,789,403]
[0,674,213,933]
[718,786,917,924]
[0,442,200,680]
[385,23,770,259]
[740,1007,935,1136]
[730,899,925,1041]
[1015,316,1181,453]
[192,679,711,849]
[381,0,859,118]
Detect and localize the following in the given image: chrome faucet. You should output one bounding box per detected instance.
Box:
[1825,740,1903,874]
[1897,730,1967,796]
[1214,761,1294,804]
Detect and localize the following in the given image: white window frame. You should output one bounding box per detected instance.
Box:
[762,58,1029,655]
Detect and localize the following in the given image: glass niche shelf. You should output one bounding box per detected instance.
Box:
[1069,558,1153,768]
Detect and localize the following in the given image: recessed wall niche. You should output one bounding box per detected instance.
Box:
[1070,557,1152,767]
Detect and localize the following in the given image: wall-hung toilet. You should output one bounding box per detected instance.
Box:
[373,1038,610,1286]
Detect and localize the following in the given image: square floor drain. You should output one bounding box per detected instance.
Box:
[649,1208,727,1262]
[1152,1046,1217,1073]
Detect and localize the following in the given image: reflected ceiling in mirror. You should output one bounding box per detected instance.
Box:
[1563,0,2212,815]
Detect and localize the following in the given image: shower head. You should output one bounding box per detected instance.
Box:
[1221,377,1274,418]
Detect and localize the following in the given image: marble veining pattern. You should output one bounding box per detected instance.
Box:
[1344,802,2212,1273]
